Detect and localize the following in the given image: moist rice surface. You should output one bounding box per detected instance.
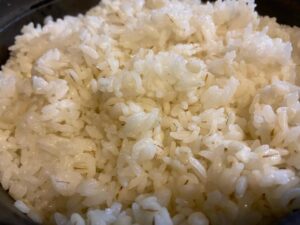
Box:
[0,0,300,224]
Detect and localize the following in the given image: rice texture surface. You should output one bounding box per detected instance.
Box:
[0,0,300,224]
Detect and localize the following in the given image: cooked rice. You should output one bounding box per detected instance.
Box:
[0,0,300,224]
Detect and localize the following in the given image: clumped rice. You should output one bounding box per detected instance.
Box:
[0,0,300,224]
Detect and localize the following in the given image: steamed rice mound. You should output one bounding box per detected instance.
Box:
[0,0,300,224]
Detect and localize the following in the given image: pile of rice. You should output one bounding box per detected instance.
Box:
[0,0,299,224]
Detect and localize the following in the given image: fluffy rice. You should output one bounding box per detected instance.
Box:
[0,0,299,224]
